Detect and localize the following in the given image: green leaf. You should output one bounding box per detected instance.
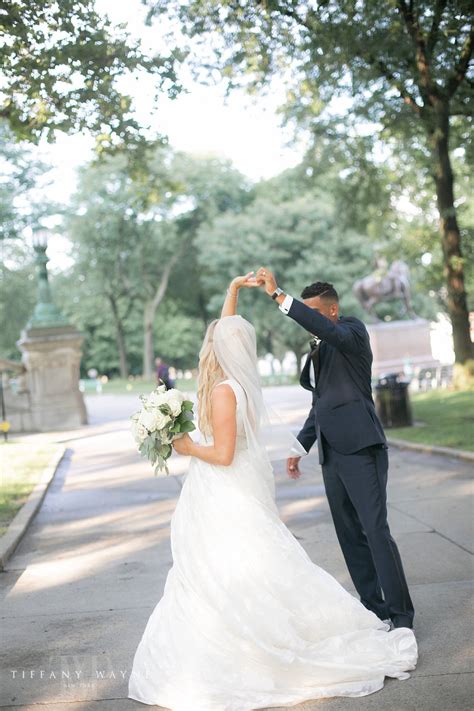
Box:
[178,410,193,424]
[158,443,172,458]
[180,420,196,433]
[182,400,194,412]
[154,456,165,475]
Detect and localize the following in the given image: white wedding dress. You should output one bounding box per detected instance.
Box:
[128,377,417,711]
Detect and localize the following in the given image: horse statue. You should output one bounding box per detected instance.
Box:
[353,259,417,320]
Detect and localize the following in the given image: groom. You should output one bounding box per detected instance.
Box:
[255,267,415,630]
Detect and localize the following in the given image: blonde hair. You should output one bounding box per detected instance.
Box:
[197,319,226,436]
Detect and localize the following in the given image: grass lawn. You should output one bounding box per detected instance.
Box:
[0,442,61,536]
[82,374,298,396]
[82,377,197,395]
[388,389,474,451]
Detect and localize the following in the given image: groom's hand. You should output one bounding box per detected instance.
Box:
[287,456,302,479]
[256,267,278,296]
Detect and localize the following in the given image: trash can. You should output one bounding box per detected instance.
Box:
[375,372,413,428]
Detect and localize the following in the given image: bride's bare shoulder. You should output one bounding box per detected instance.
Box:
[211,382,237,407]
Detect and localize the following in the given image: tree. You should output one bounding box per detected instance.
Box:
[0,122,52,241]
[157,151,255,315]
[196,172,378,371]
[152,299,205,370]
[66,150,183,378]
[136,151,255,374]
[0,0,184,149]
[53,267,133,377]
[145,0,473,362]
[0,246,36,359]
[0,123,54,358]
[65,148,252,377]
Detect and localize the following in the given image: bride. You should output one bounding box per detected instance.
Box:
[128,273,418,711]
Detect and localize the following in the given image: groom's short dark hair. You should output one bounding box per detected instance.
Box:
[301,281,339,303]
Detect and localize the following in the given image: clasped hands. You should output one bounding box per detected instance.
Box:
[228,267,278,295]
[175,266,302,479]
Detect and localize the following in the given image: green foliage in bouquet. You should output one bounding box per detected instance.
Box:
[134,395,196,475]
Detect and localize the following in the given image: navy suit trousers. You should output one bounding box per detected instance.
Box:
[320,431,415,628]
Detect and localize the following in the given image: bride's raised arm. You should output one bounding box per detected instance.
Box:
[220,271,259,318]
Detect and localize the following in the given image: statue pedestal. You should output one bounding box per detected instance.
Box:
[16,325,88,431]
[366,318,440,378]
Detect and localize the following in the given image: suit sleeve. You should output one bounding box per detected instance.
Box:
[286,298,366,355]
[296,408,318,453]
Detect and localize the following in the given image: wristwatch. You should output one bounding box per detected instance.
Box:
[271,287,285,300]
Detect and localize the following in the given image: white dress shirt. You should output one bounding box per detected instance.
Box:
[279,293,319,388]
[278,293,294,315]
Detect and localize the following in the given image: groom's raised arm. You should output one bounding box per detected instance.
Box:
[255,266,367,354]
[280,295,366,355]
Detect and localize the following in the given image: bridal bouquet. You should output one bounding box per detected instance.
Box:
[131,385,196,475]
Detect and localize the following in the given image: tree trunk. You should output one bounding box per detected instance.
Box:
[430,103,473,363]
[107,294,129,379]
[143,301,155,380]
[294,349,303,378]
[142,255,179,378]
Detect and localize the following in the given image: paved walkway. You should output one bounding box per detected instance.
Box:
[1,387,473,710]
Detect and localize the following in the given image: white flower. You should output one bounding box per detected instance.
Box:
[146,390,167,407]
[138,409,156,431]
[131,418,148,444]
[139,407,171,432]
[163,388,185,417]
[153,409,172,431]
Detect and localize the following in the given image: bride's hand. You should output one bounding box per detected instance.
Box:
[172,433,194,456]
[230,271,260,291]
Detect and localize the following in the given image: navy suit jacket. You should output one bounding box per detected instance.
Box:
[287,298,386,463]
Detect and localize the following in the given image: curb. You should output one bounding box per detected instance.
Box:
[387,437,474,463]
[0,445,67,571]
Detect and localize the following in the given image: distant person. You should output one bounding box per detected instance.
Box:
[154,357,174,390]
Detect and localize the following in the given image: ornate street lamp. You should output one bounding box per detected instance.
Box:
[14,227,88,431]
[26,228,70,330]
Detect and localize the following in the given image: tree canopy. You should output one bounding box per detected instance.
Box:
[1,1,472,373]
[144,0,474,361]
[0,0,185,150]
